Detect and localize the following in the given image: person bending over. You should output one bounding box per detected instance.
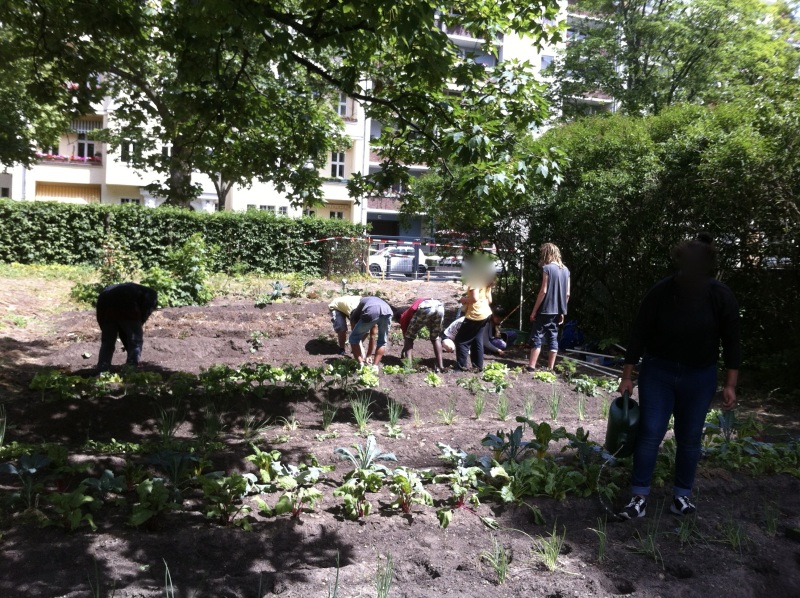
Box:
[528,243,570,371]
[349,296,393,366]
[392,298,445,372]
[328,295,375,358]
[96,282,158,372]
[618,234,740,520]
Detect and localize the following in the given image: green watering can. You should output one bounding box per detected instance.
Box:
[605,390,640,458]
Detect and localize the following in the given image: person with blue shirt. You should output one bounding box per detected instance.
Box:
[528,243,570,372]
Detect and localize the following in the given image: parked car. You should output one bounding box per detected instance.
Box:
[368,246,429,277]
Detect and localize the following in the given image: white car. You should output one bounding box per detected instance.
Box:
[368,246,429,277]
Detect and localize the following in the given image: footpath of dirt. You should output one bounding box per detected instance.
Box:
[1,283,800,597]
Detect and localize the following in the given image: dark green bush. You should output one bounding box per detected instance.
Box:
[0,201,366,276]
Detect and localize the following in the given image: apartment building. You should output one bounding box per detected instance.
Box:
[2,2,601,230]
[3,98,219,213]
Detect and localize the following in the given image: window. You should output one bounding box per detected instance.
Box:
[260,205,276,212]
[1,188,9,198]
[76,133,95,159]
[566,28,586,42]
[278,206,288,216]
[330,151,346,178]
[541,55,555,70]
[120,141,139,163]
[161,144,172,159]
[303,209,316,217]
[329,211,344,220]
[389,181,405,196]
[247,204,256,211]
[120,197,140,205]
[337,92,349,117]
[42,145,58,155]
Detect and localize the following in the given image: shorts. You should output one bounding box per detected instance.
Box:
[530,313,560,350]
[405,300,445,340]
[350,314,391,348]
[330,310,348,333]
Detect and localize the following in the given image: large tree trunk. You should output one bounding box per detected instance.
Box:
[163,137,196,208]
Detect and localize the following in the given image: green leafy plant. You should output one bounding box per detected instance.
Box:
[0,453,51,509]
[457,376,484,394]
[532,370,556,383]
[381,365,403,375]
[481,536,511,584]
[554,359,577,382]
[482,426,532,462]
[483,362,510,393]
[129,479,178,528]
[433,457,494,530]
[82,470,126,498]
[425,372,443,387]
[256,455,331,519]
[357,365,380,388]
[45,486,97,532]
[350,392,374,435]
[141,233,215,307]
[437,398,458,425]
[245,445,283,484]
[200,472,256,529]
[248,330,269,352]
[514,418,568,459]
[574,375,600,397]
[388,466,433,514]
[333,435,396,519]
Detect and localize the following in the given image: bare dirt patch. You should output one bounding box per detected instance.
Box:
[1,285,799,597]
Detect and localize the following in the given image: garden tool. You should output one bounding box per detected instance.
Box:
[605,390,640,459]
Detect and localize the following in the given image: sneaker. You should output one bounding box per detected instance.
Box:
[670,496,696,516]
[619,495,647,520]
[337,348,347,356]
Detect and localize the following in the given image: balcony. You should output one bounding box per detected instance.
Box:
[36,153,103,166]
[367,195,403,211]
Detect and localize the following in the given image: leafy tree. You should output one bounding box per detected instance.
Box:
[549,0,800,117]
[2,0,562,208]
[520,102,800,379]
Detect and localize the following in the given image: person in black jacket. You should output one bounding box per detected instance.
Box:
[618,234,740,520]
[96,283,158,372]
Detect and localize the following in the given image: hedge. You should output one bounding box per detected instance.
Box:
[0,200,367,275]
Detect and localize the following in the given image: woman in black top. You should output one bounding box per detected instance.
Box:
[618,234,740,519]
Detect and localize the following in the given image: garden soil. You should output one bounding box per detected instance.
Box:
[1,277,800,597]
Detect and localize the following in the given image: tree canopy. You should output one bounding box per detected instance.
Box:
[1,0,562,207]
[548,0,800,117]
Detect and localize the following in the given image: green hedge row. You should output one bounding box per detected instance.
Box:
[0,200,366,274]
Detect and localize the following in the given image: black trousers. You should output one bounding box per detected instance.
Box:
[454,317,490,370]
[97,318,144,372]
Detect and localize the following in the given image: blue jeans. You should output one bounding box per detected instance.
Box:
[349,315,391,348]
[631,357,717,498]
